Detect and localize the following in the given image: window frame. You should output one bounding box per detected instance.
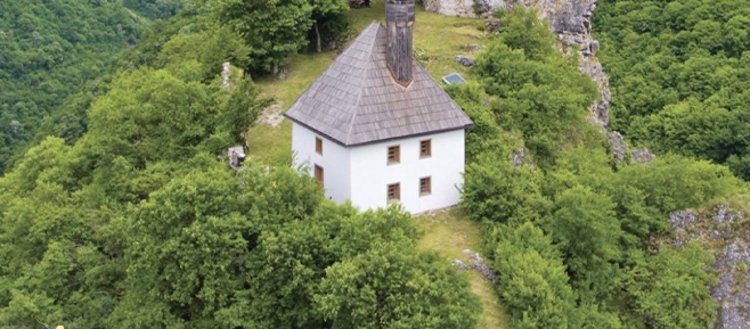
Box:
[420,139,432,158]
[387,145,401,165]
[315,137,323,155]
[387,182,401,203]
[419,176,432,196]
[314,164,324,188]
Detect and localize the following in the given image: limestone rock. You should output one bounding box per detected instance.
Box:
[486,17,502,32]
[424,0,508,17]
[511,143,525,169]
[221,62,231,90]
[465,43,483,52]
[452,259,469,270]
[632,148,656,164]
[667,205,750,329]
[608,131,625,163]
[455,55,475,67]
[463,249,499,283]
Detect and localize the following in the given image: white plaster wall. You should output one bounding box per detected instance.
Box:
[349,129,465,214]
[291,122,351,202]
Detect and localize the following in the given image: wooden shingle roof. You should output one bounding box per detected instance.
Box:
[284,22,473,146]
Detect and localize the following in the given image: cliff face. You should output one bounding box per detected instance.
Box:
[527,0,610,127]
[670,205,750,329]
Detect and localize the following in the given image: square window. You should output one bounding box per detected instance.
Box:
[387,182,401,203]
[419,177,432,196]
[314,164,324,188]
[315,137,323,155]
[420,139,431,158]
[387,145,400,165]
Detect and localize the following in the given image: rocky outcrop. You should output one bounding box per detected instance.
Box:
[631,148,656,164]
[463,249,499,283]
[520,0,611,127]
[668,205,750,329]
[221,62,232,90]
[608,131,625,163]
[423,0,508,17]
[455,55,475,67]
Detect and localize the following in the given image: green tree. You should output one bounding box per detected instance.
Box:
[627,243,717,329]
[315,243,481,329]
[214,0,314,73]
[462,152,549,224]
[474,9,598,163]
[488,222,576,329]
[546,185,623,301]
[308,0,349,52]
[594,0,750,178]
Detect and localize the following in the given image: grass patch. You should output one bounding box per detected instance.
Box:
[415,208,510,329]
[246,0,488,166]
[249,52,335,165]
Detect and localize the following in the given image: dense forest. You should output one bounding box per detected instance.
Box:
[0,0,184,173]
[0,1,481,327]
[1,0,748,328]
[450,7,743,328]
[593,0,750,179]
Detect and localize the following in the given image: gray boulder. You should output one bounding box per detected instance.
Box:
[455,55,475,67]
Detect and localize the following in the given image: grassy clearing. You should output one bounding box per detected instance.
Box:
[249,52,336,165]
[247,0,488,165]
[415,209,510,329]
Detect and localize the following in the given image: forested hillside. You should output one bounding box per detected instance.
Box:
[453,8,746,328]
[2,0,749,328]
[0,0,181,173]
[593,0,750,179]
[0,2,481,327]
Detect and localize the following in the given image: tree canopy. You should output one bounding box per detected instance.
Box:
[456,7,742,329]
[594,0,750,179]
[0,3,480,327]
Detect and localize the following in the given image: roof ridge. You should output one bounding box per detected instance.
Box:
[344,22,381,145]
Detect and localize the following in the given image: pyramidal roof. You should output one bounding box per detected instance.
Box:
[283,22,473,146]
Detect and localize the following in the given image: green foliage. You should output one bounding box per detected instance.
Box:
[546,186,623,301]
[492,8,557,60]
[213,0,314,72]
[616,155,740,215]
[308,0,350,52]
[0,6,480,327]
[594,0,750,178]
[462,152,548,224]
[220,78,273,144]
[463,7,745,329]
[108,165,479,328]
[488,222,576,329]
[157,24,252,80]
[316,243,481,329]
[0,0,159,173]
[124,0,184,19]
[83,68,217,167]
[627,243,717,329]
[446,82,507,162]
[473,8,598,165]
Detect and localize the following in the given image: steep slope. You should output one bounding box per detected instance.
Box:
[0,0,178,172]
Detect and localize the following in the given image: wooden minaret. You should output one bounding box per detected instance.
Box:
[385,0,415,86]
